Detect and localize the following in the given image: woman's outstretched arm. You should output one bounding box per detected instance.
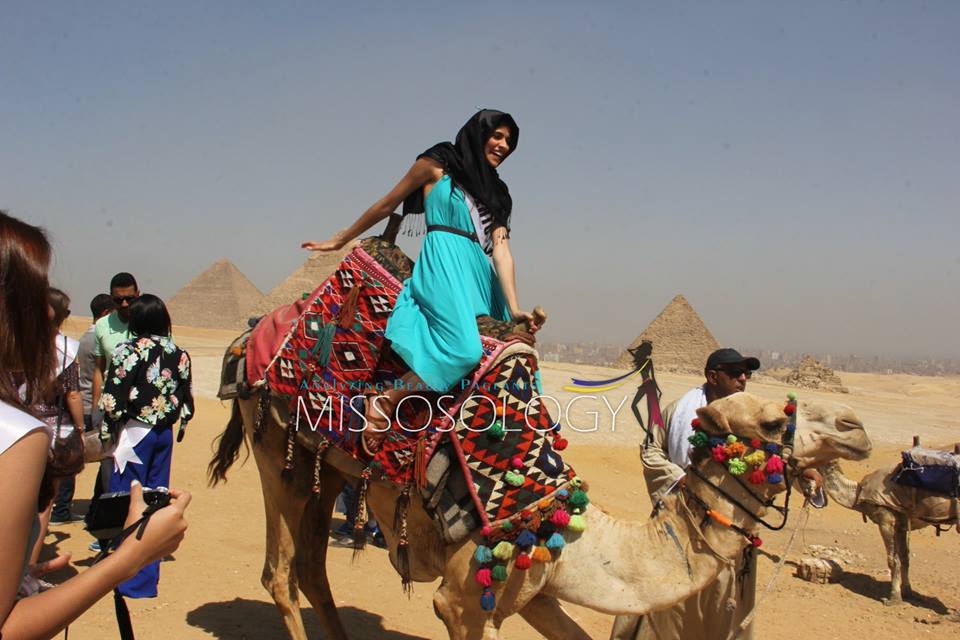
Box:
[1,435,190,640]
[490,227,542,332]
[302,157,442,251]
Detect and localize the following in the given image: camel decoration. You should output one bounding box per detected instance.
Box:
[818,447,959,605]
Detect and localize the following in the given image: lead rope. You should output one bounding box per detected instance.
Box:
[726,500,813,640]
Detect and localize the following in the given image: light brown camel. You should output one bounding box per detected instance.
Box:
[210,363,866,640]
[819,459,959,604]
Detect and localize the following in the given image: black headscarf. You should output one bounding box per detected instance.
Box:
[402,109,519,231]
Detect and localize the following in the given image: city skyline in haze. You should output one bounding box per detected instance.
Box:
[3,2,958,360]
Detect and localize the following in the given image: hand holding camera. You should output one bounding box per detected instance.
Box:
[106,481,191,577]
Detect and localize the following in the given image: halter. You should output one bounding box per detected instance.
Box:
[684,393,799,535]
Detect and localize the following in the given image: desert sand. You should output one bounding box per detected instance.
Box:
[48,319,960,639]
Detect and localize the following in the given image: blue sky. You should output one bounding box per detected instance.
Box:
[3,1,958,358]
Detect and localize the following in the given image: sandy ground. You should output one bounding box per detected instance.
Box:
[48,320,960,639]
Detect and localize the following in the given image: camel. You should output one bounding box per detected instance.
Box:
[210,341,870,640]
[819,458,959,604]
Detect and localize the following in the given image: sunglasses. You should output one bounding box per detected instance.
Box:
[715,367,753,379]
[113,295,139,305]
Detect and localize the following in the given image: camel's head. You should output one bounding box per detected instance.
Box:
[789,401,872,470]
[695,392,790,445]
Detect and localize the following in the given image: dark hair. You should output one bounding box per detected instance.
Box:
[90,293,115,319]
[48,287,71,329]
[0,210,55,409]
[127,294,172,337]
[110,272,138,291]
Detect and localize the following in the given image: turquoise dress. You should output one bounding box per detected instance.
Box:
[385,175,511,391]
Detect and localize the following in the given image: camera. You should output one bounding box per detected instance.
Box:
[85,487,172,541]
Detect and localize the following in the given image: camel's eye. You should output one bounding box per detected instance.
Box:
[760,419,785,435]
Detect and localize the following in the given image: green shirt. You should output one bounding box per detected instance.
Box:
[93,311,132,362]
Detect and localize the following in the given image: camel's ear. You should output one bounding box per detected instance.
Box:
[696,404,730,435]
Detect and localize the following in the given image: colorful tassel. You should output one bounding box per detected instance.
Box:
[569,490,590,509]
[504,471,524,487]
[570,476,584,489]
[726,434,738,444]
[709,436,725,448]
[501,521,514,532]
[711,444,728,463]
[765,454,784,474]
[551,509,571,528]
[536,522,557,539]
[767,473,784,484]
[748,468,766,485]
[474,545,493,564]
[553,437,568,451]
[515,553,532,570]
[545,533,565,550]
[783,403,796,416]
[516,529,537,548]
[567,514,586,532]
[555,488,569,501]
[744,450,767,468]
[725,441,746,458]
[481,525,493,537]
[691,418,702,429]
[480,589,496,611]
[532,545,551,562]
[492,541,514,561]
[751,438,762,449]
[727,458,748,475]
[510,456,525,469]
[488,421,505,440]
[492,565,508,581]
[688,431,709,447]
[475,568,492,587]
[337,286,361,328]
[765,443,780,454]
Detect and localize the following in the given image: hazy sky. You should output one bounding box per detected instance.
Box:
[3,2,958,359]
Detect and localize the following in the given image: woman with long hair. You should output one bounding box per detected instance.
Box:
[100,293,193,599]
[302,110,542,440]
[0,211,191,638]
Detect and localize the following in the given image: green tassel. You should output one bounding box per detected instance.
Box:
[567,514,586,532]
[568,490,589,509]
[492,565,508,581]
[315,322,336,367]
[488,421,505,440]
[492,541,514,561]
[504,471,524,487]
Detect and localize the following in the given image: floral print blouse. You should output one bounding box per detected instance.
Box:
[100,335,193,433]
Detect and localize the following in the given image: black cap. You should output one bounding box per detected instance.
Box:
[705,348,760,372]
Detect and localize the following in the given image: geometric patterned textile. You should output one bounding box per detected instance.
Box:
[449,343,576,527]
[258,241,578,528]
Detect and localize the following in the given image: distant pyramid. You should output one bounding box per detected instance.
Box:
[167,258,264,330]
[615,294,720,373]
[254,241,357,316]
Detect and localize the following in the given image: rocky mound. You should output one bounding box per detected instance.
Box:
[784,356,849,393]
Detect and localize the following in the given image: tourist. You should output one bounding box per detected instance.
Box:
[25,288,86,572]
[101,293,193,598]
[302,109,541,448]
[0,210,191,638]
[50,293,114,526]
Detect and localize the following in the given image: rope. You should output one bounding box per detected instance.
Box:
[729,501,812,639]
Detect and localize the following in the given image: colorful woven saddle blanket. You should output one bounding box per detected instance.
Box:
[247,238,580,538]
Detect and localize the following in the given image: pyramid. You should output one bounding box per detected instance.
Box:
[253,241,357,316]
[614,294,720,373]
[167,258,264,330]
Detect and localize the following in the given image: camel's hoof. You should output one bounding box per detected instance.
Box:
[883,596,903,607]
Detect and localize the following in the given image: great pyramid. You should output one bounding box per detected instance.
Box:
[167,258,264,330]
[253,241,357,316]
[615,294,720,373]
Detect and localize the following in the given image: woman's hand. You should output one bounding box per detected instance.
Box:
[114,481,190,576]
[511,309,543,333]
[301,229,348,252]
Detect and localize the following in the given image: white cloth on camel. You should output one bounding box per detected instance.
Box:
[666,385,706,467]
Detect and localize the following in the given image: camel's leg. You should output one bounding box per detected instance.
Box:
[894,514,912,600]
[258,474,308,640]
[518,594,591,640]
[433,580,500,640]
[294,469,349,640]
[874,510,902,605]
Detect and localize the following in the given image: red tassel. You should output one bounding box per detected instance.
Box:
[515,553,532,570]
[783,403,796,416]
[748,468,766,485]
[337,286,361,328]
[553,437,568,451]
[691,417,702,429]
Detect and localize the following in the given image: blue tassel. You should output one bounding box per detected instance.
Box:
[768,472,784,484]
[516,530,537,548]
[480,589,496,611]
[545,532,565,550]
[474,545,493,564]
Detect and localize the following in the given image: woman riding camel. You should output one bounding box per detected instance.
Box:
[302,109,541,440]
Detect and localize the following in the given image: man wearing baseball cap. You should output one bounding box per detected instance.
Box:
[611,347,761,640]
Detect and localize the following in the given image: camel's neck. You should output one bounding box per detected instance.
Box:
[544,484,756,615]
[820,462,860,510]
